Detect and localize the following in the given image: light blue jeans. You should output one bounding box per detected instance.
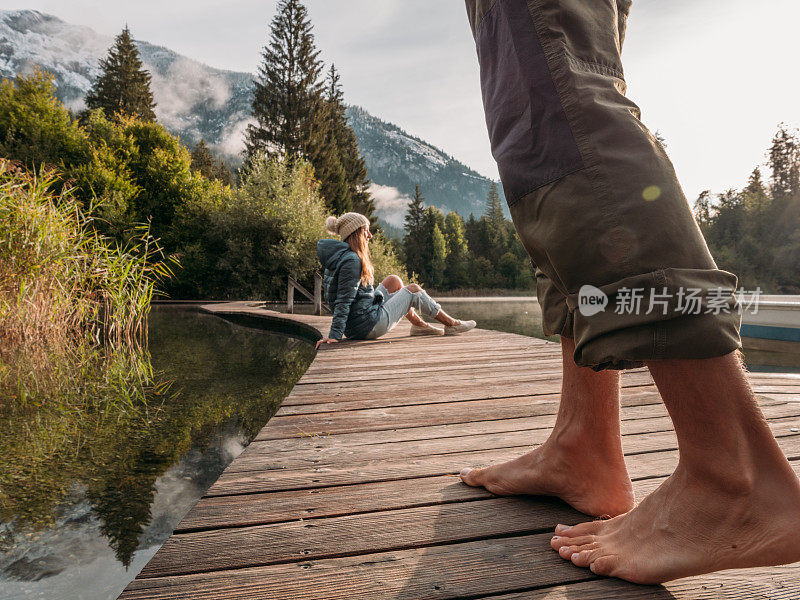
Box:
[365,284,442,339]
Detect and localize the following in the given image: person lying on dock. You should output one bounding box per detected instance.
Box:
[315,212,476,349]
[459,0,800,586]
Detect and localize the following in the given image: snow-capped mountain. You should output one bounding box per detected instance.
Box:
[0,9,502,222]
[348,107,505,225]
[0,9,253,160]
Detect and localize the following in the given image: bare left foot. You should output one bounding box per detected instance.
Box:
[460,429,634,518]
[550,460,800,584]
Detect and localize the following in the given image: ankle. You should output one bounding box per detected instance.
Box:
[549,423,622,458]
[677,458,758,499]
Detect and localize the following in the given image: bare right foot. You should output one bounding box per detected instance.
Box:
[460,429,634,518]
[550,457,800,584]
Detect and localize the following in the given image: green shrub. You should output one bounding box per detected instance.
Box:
[169,154,328,299]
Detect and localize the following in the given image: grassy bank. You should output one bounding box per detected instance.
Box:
[0,161,171,350]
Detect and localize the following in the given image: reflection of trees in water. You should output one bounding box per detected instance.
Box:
[0,308,314,567]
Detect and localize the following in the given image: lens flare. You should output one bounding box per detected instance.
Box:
[642,185,661,201]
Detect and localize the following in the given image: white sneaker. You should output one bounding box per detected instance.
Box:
[410,323,444,336]
[444,319,476,336]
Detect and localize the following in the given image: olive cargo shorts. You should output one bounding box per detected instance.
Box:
[465,0,742,370]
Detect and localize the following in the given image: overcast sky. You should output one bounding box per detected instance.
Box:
[3,0,799,200]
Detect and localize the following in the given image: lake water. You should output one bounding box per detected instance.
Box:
[436,297,800,373]
[0,307,314,600]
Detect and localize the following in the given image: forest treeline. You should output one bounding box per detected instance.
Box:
[694,124,800,293]
[402,183,534,291]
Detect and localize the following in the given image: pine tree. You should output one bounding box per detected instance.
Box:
[245,0,325,163]
[318,64,374,220]
[485,182,504,228]
[693,190,713,230]
[190,139,215,176]
[85,27,156,122]
[743,168,770,215]
[443,211,470,288]
[190,139,234,185]
[768,124,800,200]
[430,224,447,288]
[402,184,426,278]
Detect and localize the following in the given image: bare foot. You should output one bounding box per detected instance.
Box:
[460,430,635,518]
[550,461,800,584]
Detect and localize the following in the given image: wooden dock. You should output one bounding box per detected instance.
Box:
[119,301,800,599]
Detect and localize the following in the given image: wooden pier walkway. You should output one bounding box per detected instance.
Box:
[119,301,800,599]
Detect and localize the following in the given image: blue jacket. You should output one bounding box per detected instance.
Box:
[317,239,383,340]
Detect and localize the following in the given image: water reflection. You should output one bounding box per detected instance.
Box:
[0,307,314,600]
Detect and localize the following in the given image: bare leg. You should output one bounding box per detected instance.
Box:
[552,351,800,584]
[402,282,460,327]
[460,336,634,517]
[380,276,428,327]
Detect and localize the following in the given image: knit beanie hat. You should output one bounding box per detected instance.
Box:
[325,212,370,241]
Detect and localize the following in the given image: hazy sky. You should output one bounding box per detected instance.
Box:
[4,0,799,199]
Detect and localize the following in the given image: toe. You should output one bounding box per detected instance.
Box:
[460,467,482,486]
[589,555,617,577]
[555,519,604,538]
[551,535,594,550]
[570,545,602,567]
[558,545,576,560]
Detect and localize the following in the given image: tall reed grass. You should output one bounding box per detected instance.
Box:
[0,160,172,350]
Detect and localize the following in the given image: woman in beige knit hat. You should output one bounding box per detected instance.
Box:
[315,213,475,348]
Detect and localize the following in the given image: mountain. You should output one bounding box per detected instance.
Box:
[0,9,253,159]
[0,9,502,224]
[347,106,505,225]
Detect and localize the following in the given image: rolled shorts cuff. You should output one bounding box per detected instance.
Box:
[563,267,743,370]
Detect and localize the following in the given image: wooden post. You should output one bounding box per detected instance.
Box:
[314,273,323,316]
[287,280,294,314]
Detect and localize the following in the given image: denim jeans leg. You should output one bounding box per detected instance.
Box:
[366,288,442,339]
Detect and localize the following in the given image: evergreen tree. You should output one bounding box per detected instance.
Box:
[402,184,426,278]
[85,27,156,122]
[190,139,215,176]
[443,211,470,288]
[742,167,770,231]
[313,64,367,216]
[325,65,373,220]
[429,224,447,289]
[485,182,504,228]
[190,139,234,186]
[768,124,800,200]
[245,0,325,162]
[415,206,448,287]
[693,190,713,230]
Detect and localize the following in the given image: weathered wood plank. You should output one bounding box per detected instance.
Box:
[228,410,800,472]
[120,534,595,600]
[254,397,792,452]
[206,430,800,497]
[179,455,800,532]
[143,460,800,578]
[476,565,800,600]
[279,373,657,414]
[122,533,800,600]
[259,389,668,440]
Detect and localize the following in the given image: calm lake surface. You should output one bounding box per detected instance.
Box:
[0,307,315,600]
[435,297,800,373]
